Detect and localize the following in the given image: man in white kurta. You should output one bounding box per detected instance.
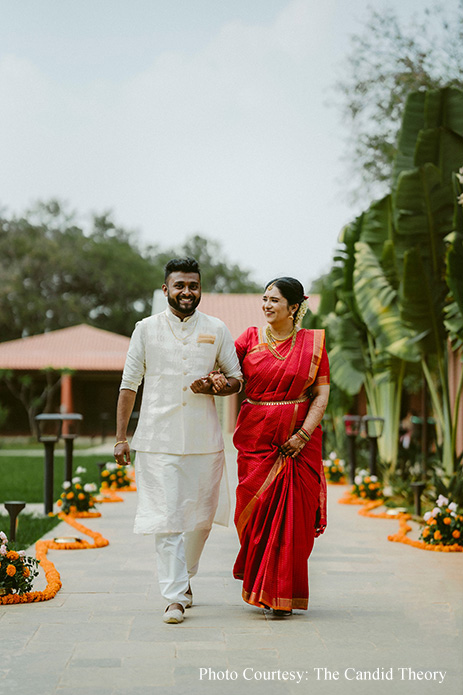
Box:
[115,258,242,623]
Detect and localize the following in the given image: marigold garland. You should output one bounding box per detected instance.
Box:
[388,515,463,553]
[0,514,109,605]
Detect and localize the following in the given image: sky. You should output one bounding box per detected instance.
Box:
[0,0,443,290]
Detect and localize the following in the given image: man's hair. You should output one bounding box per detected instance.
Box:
[164,257,201,282]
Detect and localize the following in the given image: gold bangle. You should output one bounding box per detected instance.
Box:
[114,440,128,447]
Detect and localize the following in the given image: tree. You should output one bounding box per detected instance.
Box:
[155,234,261,293]
[335,0,463,202]
[0,202,261,343]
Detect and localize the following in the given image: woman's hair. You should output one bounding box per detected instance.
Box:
[265,277,304,306]
[265,277,307,324]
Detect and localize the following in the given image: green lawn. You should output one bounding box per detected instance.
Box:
[0,514,62,550]
[0,454,111,503]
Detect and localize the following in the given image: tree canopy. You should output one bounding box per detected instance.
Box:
[335,0,463,202]
[0,200,260,341]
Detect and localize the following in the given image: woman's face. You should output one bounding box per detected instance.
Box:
[262,285,296,325]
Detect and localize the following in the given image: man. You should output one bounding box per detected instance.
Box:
[114,257,242,624]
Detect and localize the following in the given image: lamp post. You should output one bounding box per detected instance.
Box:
[342,415,362,484]
[362,416,385,477]
[3,501,26,543]
[35,414,63,515]
[61,413,83,482]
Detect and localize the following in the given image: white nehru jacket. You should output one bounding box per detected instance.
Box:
[120,308,242,455]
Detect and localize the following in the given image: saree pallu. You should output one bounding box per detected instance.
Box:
[233,327,329,611]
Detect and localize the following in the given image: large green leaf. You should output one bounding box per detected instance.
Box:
[353,241,420,361]
[401,247,446,355]
[393,91,426,185]
[324,310,366,395]
[424,87,463,136]
[394,163,454,282]
[357,195,394,260]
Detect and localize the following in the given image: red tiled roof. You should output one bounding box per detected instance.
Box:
[0,324,129,371]
[200,293,320,340]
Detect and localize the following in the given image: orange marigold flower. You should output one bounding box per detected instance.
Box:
[422,528,430,538]
[359,484,365,490]
[23,567,30,578]
[101,482,108,488]
[78,493,85,500]
[6,550,19,561]
[6,564,16,577]
[60,492,66,498]
[102,470,110,477]
[360,491,367,498]
[443,517,452,525]
[368,484,376,490]
[70,505,77,513]
[430,519,437,525]
[75,484,82,490]
[66,492,74,499]
[110,474,116,480]
[434,530,442,541]
[452,530,461,539]
[56,500,63,507]
[364,477,371,483]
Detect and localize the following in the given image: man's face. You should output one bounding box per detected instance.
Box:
[162,271,201,318]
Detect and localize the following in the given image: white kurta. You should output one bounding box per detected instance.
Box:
[120,308,242,534]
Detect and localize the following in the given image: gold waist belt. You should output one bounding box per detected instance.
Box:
[246,395,309,406]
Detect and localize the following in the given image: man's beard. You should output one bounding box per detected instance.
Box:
[166,291,201,317]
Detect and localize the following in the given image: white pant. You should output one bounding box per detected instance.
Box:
[155,528,211,608]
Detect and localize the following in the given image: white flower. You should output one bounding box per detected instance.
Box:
[448,502,458,512]
[431,507,440,517]
[451,511,457,518]
[0,544,7,555]
[338,459,345,467]
[436,495,449,508]
[75,466,87,474]
[370,475,378,482]
[359,469,368,476]
[62,481,71,489]
[72,476,81,484]
[0,531,7,542]
[423,511,433,522]
[84,483,97,493]
[105,462,118,472]
[383,486,393,498]
[354,475,362,485]
[329,451,337,460]
[18,550,26,558]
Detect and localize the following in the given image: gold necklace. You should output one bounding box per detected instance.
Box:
[265,326,297,360]
[165,312,198,341]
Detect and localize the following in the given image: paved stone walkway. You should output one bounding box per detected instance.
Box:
[1,449,461,695]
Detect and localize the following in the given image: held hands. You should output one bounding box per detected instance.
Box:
[279,434,306,458]
[190,370,230,395]
[114,441,131,466]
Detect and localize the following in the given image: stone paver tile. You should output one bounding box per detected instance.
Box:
[58,664,174,689]
[72,640,175,660]
[128,623,225,643]
[30,621,131,643]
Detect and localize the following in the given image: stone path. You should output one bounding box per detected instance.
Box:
[0,449,461,695]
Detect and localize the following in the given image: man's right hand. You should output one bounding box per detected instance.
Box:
[114,441,131,466]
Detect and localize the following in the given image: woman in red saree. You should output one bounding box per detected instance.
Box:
[233,277,330,615]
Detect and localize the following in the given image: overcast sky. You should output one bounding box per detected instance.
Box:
[0,0,441,290]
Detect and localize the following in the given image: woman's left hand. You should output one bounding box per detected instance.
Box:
[279,434,306,458]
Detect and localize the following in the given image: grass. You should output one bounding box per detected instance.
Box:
[0,454,110,503]
[0,513,62,550]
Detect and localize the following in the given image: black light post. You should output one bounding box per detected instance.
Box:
[3,501,26,543]
[362,416,385,477]
[411,481,426,516]
[342,415,362,484]
[35,414,63,515]
[61,413,83,482]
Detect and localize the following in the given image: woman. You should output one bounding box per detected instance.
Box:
[232,277,329,615]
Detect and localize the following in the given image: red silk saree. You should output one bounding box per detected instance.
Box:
[233,327,329,611]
